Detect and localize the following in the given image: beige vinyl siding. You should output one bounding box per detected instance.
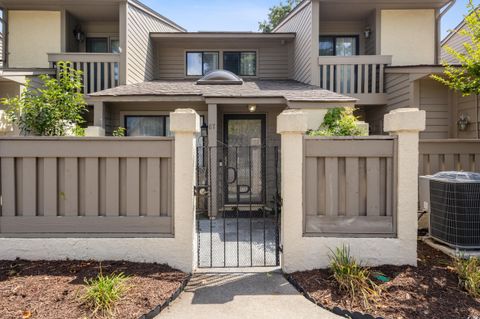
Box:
[275,1,313,83]
[155,39,289,80]
[385,73,410,110]
[441,23,469,64]
[365,10,377,55]
[419,79,450,139]
[126,4,181,84]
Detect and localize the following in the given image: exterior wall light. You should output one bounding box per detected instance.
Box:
[364,27,372,39]
[248,104,257,113]
[457,113,470,131]
[200,122,208,137]
[73,25,85,42]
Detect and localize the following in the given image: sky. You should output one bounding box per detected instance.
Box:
[141,0,479,39]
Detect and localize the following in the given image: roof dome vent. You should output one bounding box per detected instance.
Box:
[196,70,243,85]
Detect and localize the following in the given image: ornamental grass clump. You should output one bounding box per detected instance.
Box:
[329,245,380,308]
[454,256,480,298]
[81,266,130,316]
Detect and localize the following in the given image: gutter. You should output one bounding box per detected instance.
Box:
[436,0,456,64]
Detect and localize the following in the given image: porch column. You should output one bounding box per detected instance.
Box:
[208,103,218,217]
[86,101,106,137]
[384,108,426,264]
[170,109,200,272]
[277,110,308,272]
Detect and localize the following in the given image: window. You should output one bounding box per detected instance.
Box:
[186,52,219,76]
[86,38,109,53]
[125,116,171,137]
[319,36,359,56]
[223,52,256,76]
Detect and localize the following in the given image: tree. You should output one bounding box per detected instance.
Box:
[2,61,87,136]
[432,1,480,96]
[307,107,365,136]
[258,0,301,33]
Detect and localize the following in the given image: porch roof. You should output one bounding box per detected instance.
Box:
[89,80,357,107]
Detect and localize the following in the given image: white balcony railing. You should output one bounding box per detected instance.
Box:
[48,53,121,94]
[318,55,392,104]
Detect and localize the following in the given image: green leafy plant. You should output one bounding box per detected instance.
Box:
[432,1,480,96]
[81,266,130,316]
[454,256,480,298]
[112,127,126,137]
[1,61,87,136]
[258,0,301,33]
[329,245,380,308]
[308,107,364,136]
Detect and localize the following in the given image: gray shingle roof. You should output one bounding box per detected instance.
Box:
[89,80,356,103]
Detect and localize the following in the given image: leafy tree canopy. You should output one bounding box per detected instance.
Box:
[258,0,302,33]
[432,1,480,96]
[1,61,87,136]
[308,107,365,137]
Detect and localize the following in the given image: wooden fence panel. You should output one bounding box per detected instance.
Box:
[419,140,480,175]
[0,137,174,237]
[304,137,397,237]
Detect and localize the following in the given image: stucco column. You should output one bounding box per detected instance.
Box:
[277,110,308,272]
[170,109,200,273]
[384,108,426,263]
[86,101,106,137]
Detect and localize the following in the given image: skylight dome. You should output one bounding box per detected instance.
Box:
[196,70,243,85]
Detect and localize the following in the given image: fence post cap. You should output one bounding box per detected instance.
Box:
[384,108,426,133]
[277,109,308,134]
[170,109,200,133]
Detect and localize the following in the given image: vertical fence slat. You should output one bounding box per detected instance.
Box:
[372,64,377,94]
[364,64,369,94]
[345,158,360,216]
[444,154,455,171]
[476,154,480,172]
[110,63,116,88]
[1,158,15,216]
[43,158,57,217]
[84,158,99,216]
[430,154,440,174]
[126,158,140,216]
[357,64,362,94]
[338,158,346,216]
[366,158,381,216]
[325,158,338,217]
[349,64,355,94]
[305,157,318,216]
[379,64,385,93]
[146,158,161,217]
[22,158,36,217]
[64,158,78,216]
[386,158,393,216]
[105,158,120,216]
[329,65,334,91]
[317,157,325,216]
[322,65,327,89]
[82,62,88,94]
[459,154,470,171]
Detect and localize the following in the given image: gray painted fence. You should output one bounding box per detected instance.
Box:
[419,139,480,175]
[304,136,397,237]
[0,137,174,237]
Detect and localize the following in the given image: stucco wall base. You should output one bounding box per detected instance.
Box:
[282,237,417,273]
[0,238,193,273]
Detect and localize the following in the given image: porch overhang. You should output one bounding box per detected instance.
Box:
[88,80,358,108]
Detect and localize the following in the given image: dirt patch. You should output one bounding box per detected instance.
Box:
[289,242,480,319]
[0,260,189,319]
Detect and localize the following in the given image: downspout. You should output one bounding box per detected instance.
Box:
[435,0,456,64]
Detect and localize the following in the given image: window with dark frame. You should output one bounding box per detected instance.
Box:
[223,51,256,76]
[86,38,109,53]
[186,51,219,76]
[319,36,359,56]
[125,115,171,137]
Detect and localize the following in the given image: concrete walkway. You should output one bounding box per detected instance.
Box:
[157,269,342,319]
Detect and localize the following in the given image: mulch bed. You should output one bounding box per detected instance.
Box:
[0,260,190,319]
[289,242,480,319]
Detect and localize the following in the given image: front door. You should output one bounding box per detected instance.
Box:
[224,114,266,205]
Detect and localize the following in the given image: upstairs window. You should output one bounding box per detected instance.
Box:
[319,36,359,56]
[186,52,219,76]
[223,52,256,76]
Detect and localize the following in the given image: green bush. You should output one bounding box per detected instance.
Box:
[81,267,130,316]
[329,245,380,308]
[1,61,87,136]
[454,256,480,298]
[112,127,126,137]
[308,107,364,137]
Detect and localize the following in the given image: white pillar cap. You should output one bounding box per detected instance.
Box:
[384,108,426,133]
[277,109,308,134]
[170,109,200,134]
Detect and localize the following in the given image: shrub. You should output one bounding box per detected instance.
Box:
[329,245,380,308]
[1,61,87,136]
[112,127,126,137]
[308,107,364,137]
[81,266,130,316]
[454,256,480,298]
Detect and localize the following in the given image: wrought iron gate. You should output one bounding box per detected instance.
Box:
[195,145,281,268]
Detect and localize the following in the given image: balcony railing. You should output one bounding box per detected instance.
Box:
[318,55,392,105]
[48,53,121,94]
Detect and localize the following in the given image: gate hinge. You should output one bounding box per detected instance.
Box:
[194,185,209,196]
